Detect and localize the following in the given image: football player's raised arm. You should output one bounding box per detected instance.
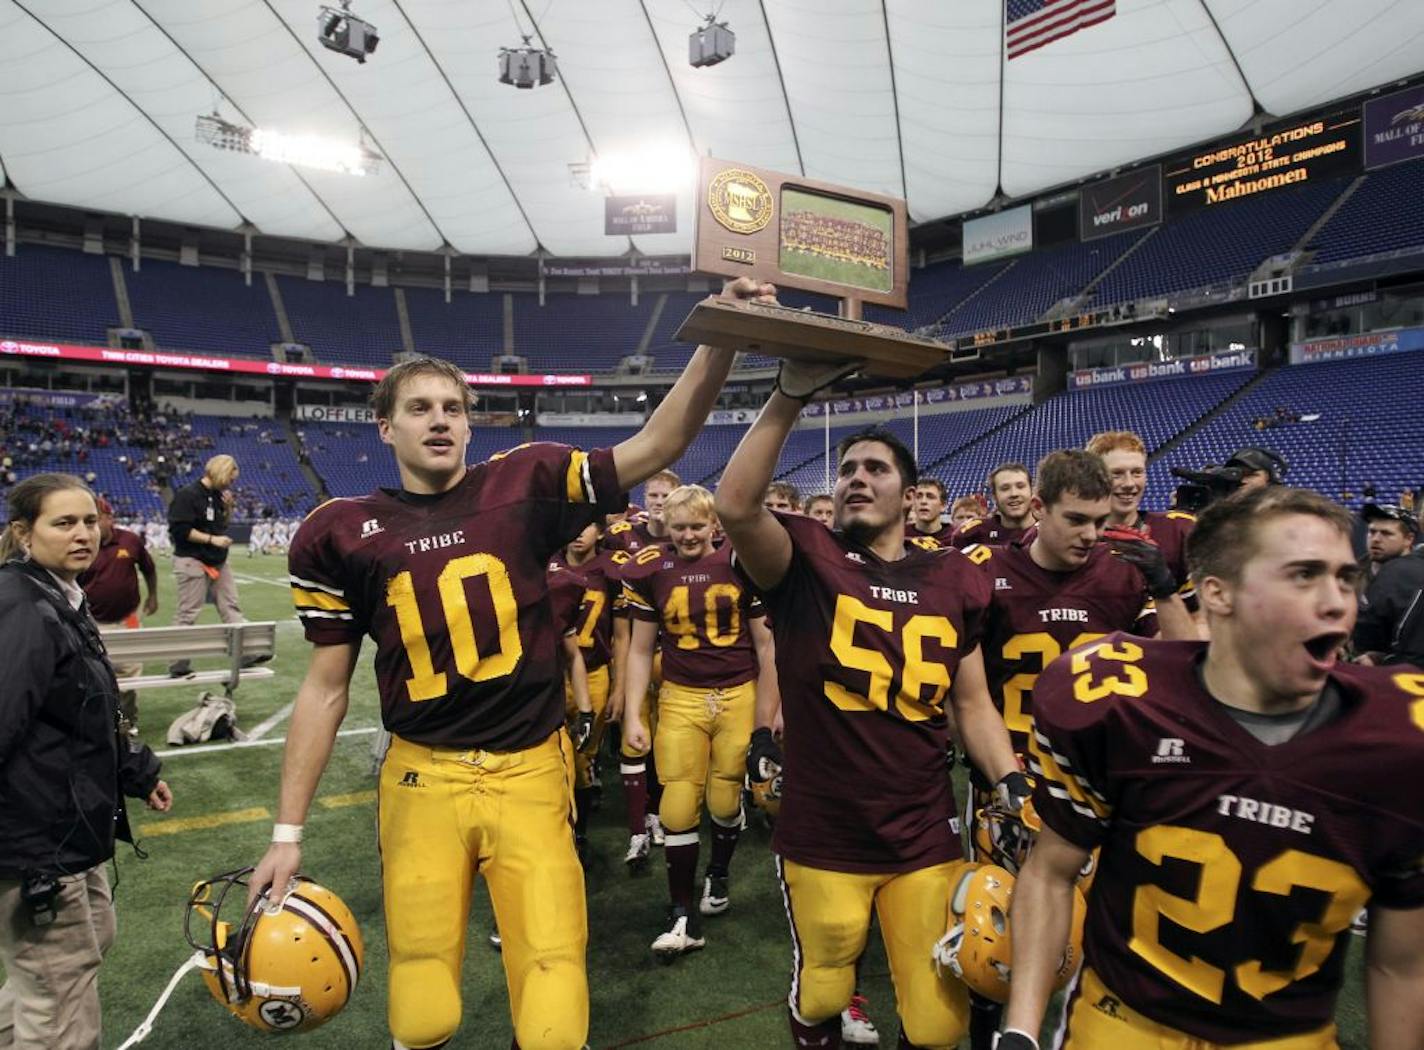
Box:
[714,391,800,590]
[622,617,658,753]
[949,645,1020,783]
[1003,825,1092,1042]
[248,640,359,908]
[750,615,781,732]
[1366,904,1424,1050]
[611,277,775,491]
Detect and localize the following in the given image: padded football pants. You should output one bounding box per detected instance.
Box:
[378,730,587,1050]
[563,662,610,788]
[652,677,755,833]
[776,856,972,1050]
[1058,967,1338,1049]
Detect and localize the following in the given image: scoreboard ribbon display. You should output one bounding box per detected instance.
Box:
[1165,109,1362,213]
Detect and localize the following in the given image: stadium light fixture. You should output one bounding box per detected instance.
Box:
[318,1,379,63]
[587,144,696,194]
[499,36,558,88]
[689,14,734,68]
[196,114,382,176]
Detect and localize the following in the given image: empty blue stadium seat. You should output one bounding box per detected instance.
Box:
[126,259,279,357]
[0,245,118,345]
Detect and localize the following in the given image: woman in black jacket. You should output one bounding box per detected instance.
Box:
[0,473,172,1050]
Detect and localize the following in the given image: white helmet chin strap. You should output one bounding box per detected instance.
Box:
[114,951,205,1049]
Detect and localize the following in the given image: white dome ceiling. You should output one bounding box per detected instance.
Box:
[0,0,1419,257]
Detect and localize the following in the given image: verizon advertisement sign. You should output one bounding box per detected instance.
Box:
[1079,166,1163,241]
[0,339,592,387]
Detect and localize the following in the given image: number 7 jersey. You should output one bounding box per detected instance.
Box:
[1029,636,1424,1042]
[287,443,625,751]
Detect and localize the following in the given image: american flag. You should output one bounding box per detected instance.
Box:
[1006,0,1117,60]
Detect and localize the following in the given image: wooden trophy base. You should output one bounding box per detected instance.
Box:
[674,295,949,379]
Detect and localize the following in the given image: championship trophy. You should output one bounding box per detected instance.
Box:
[675,158,949,378]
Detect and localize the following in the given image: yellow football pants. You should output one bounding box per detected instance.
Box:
[1060,967,1338,1049]
[653,678,755,832]
[563,662,610,789]
[778,857,972,1050]
[378,730,587,1050]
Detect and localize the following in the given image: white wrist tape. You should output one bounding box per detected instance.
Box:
[271,823,304,844]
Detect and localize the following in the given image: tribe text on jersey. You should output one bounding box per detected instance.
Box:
[288,443,624,751]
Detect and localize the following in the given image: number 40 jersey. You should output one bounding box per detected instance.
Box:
[1029,636,1424,1042]
[288,443,626,752]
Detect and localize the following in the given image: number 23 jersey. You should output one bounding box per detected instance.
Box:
[746,512,991,873]
[288,443,625,751]
[1030,637,1424,1041]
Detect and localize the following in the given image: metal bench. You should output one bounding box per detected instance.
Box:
[99,622,278,694]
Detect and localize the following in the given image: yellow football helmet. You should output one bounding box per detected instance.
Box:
[932,863,1086,1004]
[185,867,365,1033]
[746,770,782,821]
[971,799,1041,874]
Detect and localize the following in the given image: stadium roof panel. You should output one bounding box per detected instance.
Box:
[0,0,1418,256]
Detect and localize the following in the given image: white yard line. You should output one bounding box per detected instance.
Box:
[154,725,377,759]
[229,571,289,588]
[246,701,295,741]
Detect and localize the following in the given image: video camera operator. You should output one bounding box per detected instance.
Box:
[1170,446,1287,513]
[0,473,172,1049]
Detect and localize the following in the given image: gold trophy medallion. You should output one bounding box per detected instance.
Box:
[707,169,773,234]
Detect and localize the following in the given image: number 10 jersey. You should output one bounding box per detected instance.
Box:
[288,443,625,752]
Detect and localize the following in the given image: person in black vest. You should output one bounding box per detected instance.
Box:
[166,453,252,677]
[0,472,172,1050]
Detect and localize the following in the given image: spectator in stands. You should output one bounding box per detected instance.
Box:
[804,493,835,527]
[166,454,255,677]
[763,481,802,514]
[1355,505,1424,668]
[77,497,158,734]
[0,473,171,1049]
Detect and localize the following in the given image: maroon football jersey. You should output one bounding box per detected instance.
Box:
[1137,509,1197,607]
[905,520,956,547]
[952,513,1031,549]
[288,443,625,751]
[546,560,587,638]
[1030,638,1424,1041]
[602,517,664,553]
[79,527,153,623]
[741,512,990,873]
[621,543,763,688]
[973,538,1154,758]
[552,549,622,670]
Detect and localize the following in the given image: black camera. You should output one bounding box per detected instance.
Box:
[1169,464,1248,513]
[21,871,61,927]
[1170,447,1288,513]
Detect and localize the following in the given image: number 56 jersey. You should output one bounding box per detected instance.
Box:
[288,443,625,751]
[742,512,991,874]
[1029,636,1424,1042]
